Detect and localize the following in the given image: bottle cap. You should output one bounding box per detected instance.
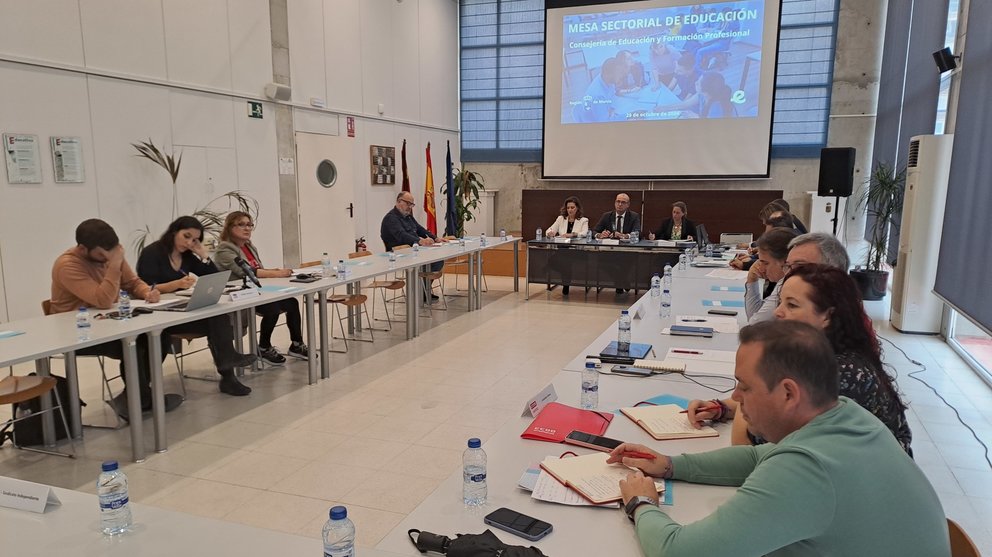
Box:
[621,310,629,315]
[467,437,481,448]
[585,361,597,368]
[329,505,347,520]
[101,460,119,472]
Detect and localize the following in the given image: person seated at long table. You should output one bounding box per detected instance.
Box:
[50,219,172,417]
[610,321,946,556]
[744,227,798,324]
[688,265,912,454]
[213,211,308,365]
[137,216,256,396]
[647,201,696,241]
[545,196,589,296]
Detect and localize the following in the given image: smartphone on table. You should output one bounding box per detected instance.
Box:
[563,430,624,452]
[483,507,553,541]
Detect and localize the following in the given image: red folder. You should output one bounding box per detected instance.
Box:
[520,402,614,443]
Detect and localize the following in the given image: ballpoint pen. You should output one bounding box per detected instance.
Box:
[680,403,721,414]
[681,319,706,322]
[671,349,703,355]
[621,451,657,460]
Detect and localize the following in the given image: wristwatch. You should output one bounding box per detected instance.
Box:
[624,496,658,522]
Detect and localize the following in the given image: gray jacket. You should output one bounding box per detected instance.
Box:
[212,240,262,279]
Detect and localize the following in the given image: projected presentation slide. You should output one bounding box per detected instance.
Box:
[562,0,764,124]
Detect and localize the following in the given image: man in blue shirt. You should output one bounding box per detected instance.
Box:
[381,191,443,301]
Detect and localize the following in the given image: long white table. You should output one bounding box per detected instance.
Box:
[0,237,520,462]
[0,484,404,557]
[375,371,735,556]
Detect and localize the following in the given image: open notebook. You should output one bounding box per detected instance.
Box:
[539,452,665,505]
[620,404,719,440]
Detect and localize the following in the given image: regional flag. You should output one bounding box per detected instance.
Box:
[444,141,458,237]
[424,142,437,235]
[401,139,411,192]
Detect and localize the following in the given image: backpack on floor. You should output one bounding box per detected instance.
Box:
[0,373,83,448]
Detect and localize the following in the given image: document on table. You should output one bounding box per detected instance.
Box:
[675,315,740,334]
[620,404,719,440]
[665,347,737,376]
[531,469,620,508]
[539,453,665,504]
[706,269,747,280]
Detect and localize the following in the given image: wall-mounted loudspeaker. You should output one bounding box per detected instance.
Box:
[932,47,959,73]
[264,82,292,101]
[817,147,856,197]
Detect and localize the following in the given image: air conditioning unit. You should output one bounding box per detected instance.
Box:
[890,134,954,333]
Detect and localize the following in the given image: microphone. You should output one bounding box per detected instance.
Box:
[233,256,262,287]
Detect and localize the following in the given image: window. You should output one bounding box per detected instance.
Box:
[460,0,840,162]
[934,0,960,134]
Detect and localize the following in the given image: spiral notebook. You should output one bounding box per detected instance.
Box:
[539,452,665,505]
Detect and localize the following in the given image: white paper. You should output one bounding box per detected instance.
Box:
[0,477,61,513]
[553,237,571,243]
[706,269,747,280]
[4,133,43,183]
[278,157,295,175]
[531,469,620,508]
[665,347,737,376]
[653,240,677,247]
[675,315,740,334]
[598,239,621,245]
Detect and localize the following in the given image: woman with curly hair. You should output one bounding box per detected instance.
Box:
[686,264,912,455]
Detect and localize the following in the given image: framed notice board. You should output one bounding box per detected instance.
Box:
[369,145,395,185]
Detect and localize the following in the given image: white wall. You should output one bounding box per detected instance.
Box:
[0,0,460,322]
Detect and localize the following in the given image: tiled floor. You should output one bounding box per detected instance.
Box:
[2,277,991,553]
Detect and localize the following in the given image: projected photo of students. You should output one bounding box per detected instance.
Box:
[561,0,764,124]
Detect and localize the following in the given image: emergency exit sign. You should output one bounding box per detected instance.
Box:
[247,101,263,119]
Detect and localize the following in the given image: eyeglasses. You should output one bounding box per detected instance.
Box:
[782,261,807,273]
[235,223,255,229]
[615,199,630,205]
[400,199,416,207]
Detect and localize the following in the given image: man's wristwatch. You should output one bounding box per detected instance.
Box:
[624,496,658,522]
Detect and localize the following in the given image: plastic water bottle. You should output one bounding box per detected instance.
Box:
[412,243,420,256]
[321,252,332,277]
[661,288,672,318]
[480,232,487,246]
[535,228,543,241]
[617,310,632,352]
[117,290,131,319]
[321,506,356,557]
[463,438,487,506]
[337,259,347,279]
[663,264,673,288]
[678,253,687,271]
[499,228,507,240]
[581,360,599,409]
[98,460,132,535]
[459,237,466,249]
[705,243,713,258]
[630,230,639,243]
[388,251,397,268]
[650,273,661,298]
[76,307,91,341]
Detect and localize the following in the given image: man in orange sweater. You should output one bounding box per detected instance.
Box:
[51,219,172,418]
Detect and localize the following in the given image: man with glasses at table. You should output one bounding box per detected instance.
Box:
[381,191,443,302]
[593,193,642,294]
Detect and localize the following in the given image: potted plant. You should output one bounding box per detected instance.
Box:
[850,161,905,301]
[442,168,485,237]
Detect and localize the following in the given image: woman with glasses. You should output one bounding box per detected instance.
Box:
[743,227,799,324]
[214,211,308,364]
[687,264,912,455]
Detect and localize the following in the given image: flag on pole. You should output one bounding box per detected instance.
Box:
[424,142,437,235]
[444,141,458,237]
[400,139,411,192]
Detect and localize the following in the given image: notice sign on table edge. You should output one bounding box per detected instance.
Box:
[0,477,61,513]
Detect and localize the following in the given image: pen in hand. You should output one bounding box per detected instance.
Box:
[680,404,721,415]
[621,451,657,460]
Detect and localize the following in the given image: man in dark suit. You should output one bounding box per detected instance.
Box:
[381,191,443,302]
[593,193,642,293]
[594,193,642,240]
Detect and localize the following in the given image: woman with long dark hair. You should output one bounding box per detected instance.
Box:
[688,264,912,455]
[137,216,256,396]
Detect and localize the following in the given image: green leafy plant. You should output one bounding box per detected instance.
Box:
[442,168,485,237]
[857,161,906,271]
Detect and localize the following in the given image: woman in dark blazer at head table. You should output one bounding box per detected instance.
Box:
[648,201,697,241]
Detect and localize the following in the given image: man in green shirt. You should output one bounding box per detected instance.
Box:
[609,320,949,556]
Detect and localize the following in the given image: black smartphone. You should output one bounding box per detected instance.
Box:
[610,365,655,377]
[563,430,624,452]
[483,507,553,541]
[290,275,320,283]
[707,309,738,316]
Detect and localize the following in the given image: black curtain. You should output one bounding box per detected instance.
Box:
[934,1,992,333]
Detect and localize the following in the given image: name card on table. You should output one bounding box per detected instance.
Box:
[229,288,263,302]
[599,239,620,245]
[552,237,571,243]
[0,477,61,513]
[522,384,558,417]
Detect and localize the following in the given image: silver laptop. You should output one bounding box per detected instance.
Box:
[151,271,231,312]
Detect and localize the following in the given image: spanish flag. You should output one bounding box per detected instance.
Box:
[424,142,438,235]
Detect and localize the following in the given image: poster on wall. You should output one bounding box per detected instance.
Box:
[369,145,396,185]
[50,137,85,183]
[3,133,43,184]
